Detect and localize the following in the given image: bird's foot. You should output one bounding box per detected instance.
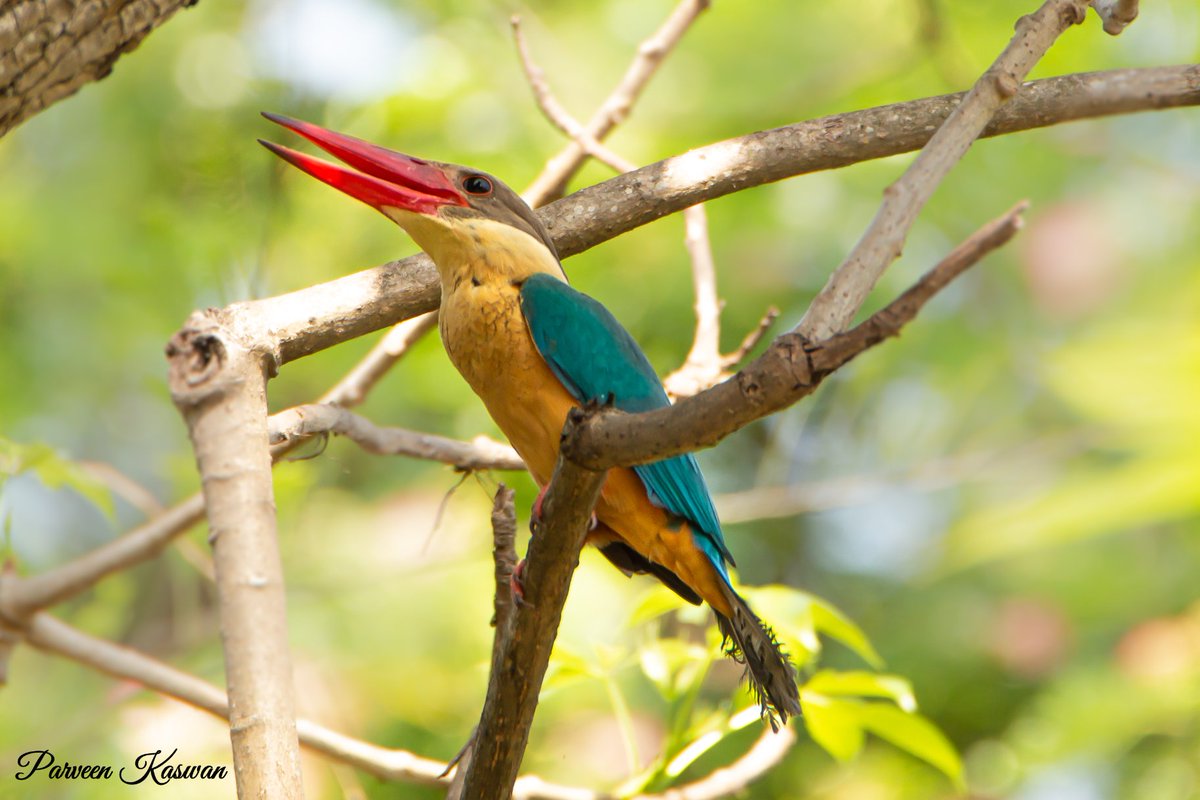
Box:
[509,558,530,607]
[530,484,549,533]
[530,484,598,534]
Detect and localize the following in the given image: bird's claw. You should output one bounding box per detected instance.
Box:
[530,485,598,534]
[509,558,530,607]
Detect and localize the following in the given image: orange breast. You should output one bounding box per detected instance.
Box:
[439,279,731,614]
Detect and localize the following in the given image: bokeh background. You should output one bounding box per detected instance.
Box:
[1,1,1198,798]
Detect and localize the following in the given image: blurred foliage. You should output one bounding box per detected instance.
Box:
[1,1,1198,798]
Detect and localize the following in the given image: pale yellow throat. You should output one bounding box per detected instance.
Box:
[384,209,566,288]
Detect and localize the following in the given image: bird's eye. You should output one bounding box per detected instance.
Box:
[462,175,493,195]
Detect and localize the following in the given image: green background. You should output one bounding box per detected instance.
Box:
[1,1,1198,798]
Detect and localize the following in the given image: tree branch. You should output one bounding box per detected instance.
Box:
[0,0,198,138]
[219,65,1199,371]
[564,202,1028,469]
[798,0,1088,340]
[165,313,304,798]
[268,404,525,472]
[459,416,607,800]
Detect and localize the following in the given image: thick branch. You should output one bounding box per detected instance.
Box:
[460,422,607,800]
[166,312,304,798]
[231,65,1197,368]
[798,0,1088,340]
[0,0,197,138]
[564,203,1027,469]
[269,404,525,472]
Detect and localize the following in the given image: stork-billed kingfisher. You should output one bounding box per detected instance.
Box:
[260,113,801,725]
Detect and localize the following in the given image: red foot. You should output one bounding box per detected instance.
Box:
[530,485,549,532]
[509,558,529,606]
[530,484,598,533]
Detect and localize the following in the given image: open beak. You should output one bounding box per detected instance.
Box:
[259,112,466,216]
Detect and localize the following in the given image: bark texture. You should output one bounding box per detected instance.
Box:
[0,0,197,138]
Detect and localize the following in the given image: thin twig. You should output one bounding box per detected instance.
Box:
[797,0,1089,341]
[490,485,520,636]
[715,449,1004,523]
[77,460,216,581]
[512,16,637,176]
[78,461,165,517]
[520,0,712,206]
[447,485,519,799]
[681,205,722,368]
[721,308,780,369]
[2,494,208,619]
[269,404,525,472]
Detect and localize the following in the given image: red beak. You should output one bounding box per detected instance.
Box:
[259,112,467,215]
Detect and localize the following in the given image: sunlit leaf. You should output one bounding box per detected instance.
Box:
[628,585,690,626]
[665,729,724,777]
[805,670,916,712]
[637,638,709,697]
[800,693,864,762]
[855,702,964,788]
[543,642,598,692]
[656,704,764,781]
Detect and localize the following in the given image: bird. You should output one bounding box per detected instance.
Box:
[260,112,801,726]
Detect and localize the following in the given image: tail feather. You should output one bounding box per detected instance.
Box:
[714,584,801,730]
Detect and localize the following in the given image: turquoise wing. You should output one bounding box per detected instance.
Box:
[519,273,734,572]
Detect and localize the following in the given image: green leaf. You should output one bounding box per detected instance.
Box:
[800,693,864,762]
[801,671,961,786]
[543,642,599,692]
[628,585,690,626]
[856,702,964,788]
[0,437,114,519]
[805,670,916,712]
[637,637,710,697]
